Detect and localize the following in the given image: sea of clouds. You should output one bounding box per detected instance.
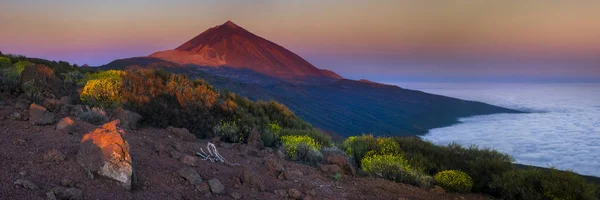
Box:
[393,82,600,177]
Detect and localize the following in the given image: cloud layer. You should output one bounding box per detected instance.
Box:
[397,82,600,177]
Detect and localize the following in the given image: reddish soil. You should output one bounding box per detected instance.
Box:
[0,98,491,200]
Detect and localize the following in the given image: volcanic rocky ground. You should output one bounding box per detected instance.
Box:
[0,97,490,200]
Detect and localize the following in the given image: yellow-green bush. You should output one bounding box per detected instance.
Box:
[343,134,400,166]
[361,153,433,187]
[281,135,322,163]
[80,70,125,108]
[0,56,11,67]
[279,128,332,147]
[434,170,473,193]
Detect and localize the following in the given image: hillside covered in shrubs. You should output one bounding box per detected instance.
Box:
[1,53,599,200]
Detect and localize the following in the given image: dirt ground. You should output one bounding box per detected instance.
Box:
[0,98,492,200]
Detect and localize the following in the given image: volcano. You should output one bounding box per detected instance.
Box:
[149,21,341,80]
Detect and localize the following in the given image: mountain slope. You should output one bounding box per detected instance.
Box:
[149,21,341,81]
[102,21,523,137]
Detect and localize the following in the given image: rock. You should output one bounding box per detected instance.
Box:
[178,167,203,185]
[171,141,185,152]
[69,105,85,117]
[303,195,314,200]
[247,148,266,157]
[15,98,31,110]
[242,167,265,191]
[112,107,141,129]
[179,155,198,167]
[13,179,39,190]
[60,178,75,187]
[306,189,317,196]
[56,117,77,133]
[276,149,285,159]
[196,182,210,193]
[43,149,66,162]
[59,96,71,105]
[47,191,57,200]
[264,158,284,172]
[169,150,183,160]
[29,103,55,125]
[247,128,263,149]
[43,98,62,111]
[230,192,242,199]
[282,170,304,181]
[232,177,242,189]
[50,186,83,200]
[9,112,24,121]
[431,185,446,194]
[325,154,356,176]
[274,189,288,198]
[166,126,196,141]
[13,139,27,146]
[318,164,342,175]
[76,120,133,189]
[208,178,225,194]
[288,188,303,199]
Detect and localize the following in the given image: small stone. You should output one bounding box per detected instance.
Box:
[196,182,210,193]
[112,107,141,130]
[274,189,288,198]
[288,188,303,199]
[14,179,39,190]
[208,178,225,194]
[14,139,27,146]
[60,178,75,187]
[306,189,317,196]
[264,158,284,172]
[56,117,77,134]
[9,112,23,121]
[169,150,183,160]
[230,192,242,199]
[166,126,196,141]
[59,96,71,105]
[43,149,66,162]
[179,155,198,167]
[431,185,446,194]
[283,170,304,181]
[178,167,203,185]
[51,186,83,200]
[19,171,27,176]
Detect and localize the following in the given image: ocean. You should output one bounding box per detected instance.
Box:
[391,82,600,177]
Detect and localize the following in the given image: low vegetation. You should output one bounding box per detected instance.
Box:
[434,170,473,193]
[281,135,323,164]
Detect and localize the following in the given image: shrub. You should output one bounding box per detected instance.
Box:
[361,153,433,187]
[0,56,11,67]
[12,60,33,75]
[213,120,249,143]
[342,134,400,166]
[281,135,322,163]
[279,128,332,147]
[394,137,514,193]
[261,123,281,147]
[491,169,598,200]
[80,70,125,108]
[61,71,84,84]
[22,80,42,102]
[79,107,109,125]
[434,170,473,193]
[0,67,21,91]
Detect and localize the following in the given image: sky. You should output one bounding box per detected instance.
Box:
[1,0,599,82]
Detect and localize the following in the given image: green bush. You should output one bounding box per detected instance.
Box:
[342,134,400,166]
[22,80,42,102]
[80,70,125,108]
[261,123,281,147]
[0,56,11,67]
[361,153,433,188]
[491,169,598,200]
[434,170,473,193]
[12,60,33,75]
[281,135,322,163]
[279,128,332,147]
[213,120,250,143]
[394,137,514,193]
